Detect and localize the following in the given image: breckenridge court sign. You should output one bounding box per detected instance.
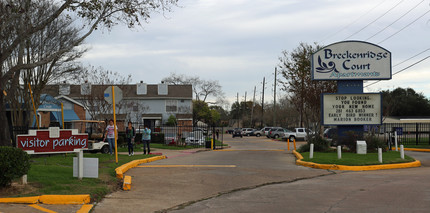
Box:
[312,41,391,126]
[312,41,391,80]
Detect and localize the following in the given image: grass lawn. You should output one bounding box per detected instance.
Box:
[299,151,415,166]
[2,153,157,202]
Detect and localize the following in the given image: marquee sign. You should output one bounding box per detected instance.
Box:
[322,93,382,125]
[17,127,88,153]
[312,41,392,80]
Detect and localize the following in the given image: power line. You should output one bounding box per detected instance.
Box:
[366,0,425,41]
[393,48,430,68]
[319,0,388,43]
[377,8,430,44]
[345,0,405,40]
[364,55,430,88]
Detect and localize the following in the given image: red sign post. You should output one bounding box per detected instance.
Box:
[17,127,88,153]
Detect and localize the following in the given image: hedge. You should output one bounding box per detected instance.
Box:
[0,146,30,187]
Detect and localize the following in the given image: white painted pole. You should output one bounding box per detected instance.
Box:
[21,175,27,185]
[78,150,83,180]
[394,131,398,151]
[310,143,314,159]
[337,145,341,159]
[400,145,405,159]
[378,148,382,163]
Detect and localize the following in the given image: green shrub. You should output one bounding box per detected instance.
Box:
[298,134,330,152]
[364,134,387,152]
[0,146,31,187]
[338,131,363,152]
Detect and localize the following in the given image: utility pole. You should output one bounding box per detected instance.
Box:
[262,77,265,127]
[237,92,239,128]
[273,67,277,126]
[244,91,247,124]
[251,86,256,128]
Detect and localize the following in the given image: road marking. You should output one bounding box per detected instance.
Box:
[28,204,57,213]
[77,204,94,213]
[214,149,285,152]
[137,165,236,168]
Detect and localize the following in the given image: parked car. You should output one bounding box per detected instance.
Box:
[268,128,291,139]
[241,128,255,136]
[185,132,205,145]
[232,129,243,138]
[265,127,283,138]
[226,129,235,134]
[194,127,212,136]
[283,128,314,141]
[251,129,264,137]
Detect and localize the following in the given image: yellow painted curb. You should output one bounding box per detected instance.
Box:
[391,147,430,152]
[0,194,90,205]
[39,195,91,204]
[0,196,39,204]
[76,204,94,213]
[115,155,167,179]
[123,175,132,191]
[292,150,421,171]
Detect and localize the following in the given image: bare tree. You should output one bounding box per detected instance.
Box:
[73,66,133,121]
[0,0,178,145]
[6,2,86,129]
[278,42,337,133]
[162,73,225,102]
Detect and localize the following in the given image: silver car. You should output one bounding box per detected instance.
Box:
[268,128,291,139]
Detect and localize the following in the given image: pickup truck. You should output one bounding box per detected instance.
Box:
[283,128,313,141]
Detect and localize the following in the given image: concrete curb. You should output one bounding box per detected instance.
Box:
[115,155,167,179]
[292,150,422,171]
[0,194,90,204]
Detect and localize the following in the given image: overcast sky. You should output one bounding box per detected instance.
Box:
[79,0,430,105]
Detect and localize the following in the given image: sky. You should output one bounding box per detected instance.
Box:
[79,0,430,106]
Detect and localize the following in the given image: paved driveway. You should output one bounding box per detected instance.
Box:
[93,136,329,212]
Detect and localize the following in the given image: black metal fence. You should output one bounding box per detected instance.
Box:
[132,124,225,149]
[378,123,430,146]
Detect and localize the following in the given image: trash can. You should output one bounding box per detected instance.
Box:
[205,140,211,148]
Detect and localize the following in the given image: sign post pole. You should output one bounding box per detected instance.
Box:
[61,103,65,129]
[77,149,83,180]
[112,86,118,164]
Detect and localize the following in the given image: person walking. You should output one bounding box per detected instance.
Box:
[125,121,135,156]
[141,125,151,155]
[103,119,117,155]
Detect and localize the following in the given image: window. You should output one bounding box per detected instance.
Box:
[166,100,178,112]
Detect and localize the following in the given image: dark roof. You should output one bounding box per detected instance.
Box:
[43,84,192,99]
